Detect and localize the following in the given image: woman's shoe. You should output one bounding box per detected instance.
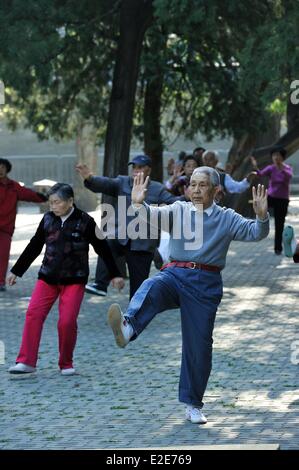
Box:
[61,368,76,376]
[8,363,36,374]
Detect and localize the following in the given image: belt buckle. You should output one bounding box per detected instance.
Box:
[189,262,197,269]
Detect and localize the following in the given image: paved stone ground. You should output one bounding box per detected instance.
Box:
[0,203,298,450]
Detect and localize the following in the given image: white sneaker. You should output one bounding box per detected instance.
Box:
[185,406,207,424]
[107,303,133,348]
[8,363,36,374]
[61,368,76,376]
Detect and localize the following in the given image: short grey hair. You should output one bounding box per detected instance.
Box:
[202,150,219,160]
[191,166,220,187]
[48,183,74,200]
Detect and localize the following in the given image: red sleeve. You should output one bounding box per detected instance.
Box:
[15,183,47,203]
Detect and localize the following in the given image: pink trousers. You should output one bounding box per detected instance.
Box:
[16,280,85,369]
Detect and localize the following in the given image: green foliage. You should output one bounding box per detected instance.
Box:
[0,0,119,142]
[0,0,298,150]
[238,0,299,107]
[151,0,297,141]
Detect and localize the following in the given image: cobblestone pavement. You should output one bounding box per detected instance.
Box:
[0,205,298,450]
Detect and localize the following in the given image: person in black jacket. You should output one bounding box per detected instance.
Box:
[7,183,124,376]
[76,155,183,299]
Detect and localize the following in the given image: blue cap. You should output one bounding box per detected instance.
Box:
[128,155,152,167]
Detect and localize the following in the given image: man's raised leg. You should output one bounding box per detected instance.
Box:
[107,271,179,348]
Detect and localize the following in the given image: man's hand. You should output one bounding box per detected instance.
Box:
[7,274,17,286]
[252,184,268,220]
[75,164,93,181]
[131,172,150,205]
[169,166,184,183]
[111,277,125,291]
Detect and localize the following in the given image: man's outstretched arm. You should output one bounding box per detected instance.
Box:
[76,164,119,197]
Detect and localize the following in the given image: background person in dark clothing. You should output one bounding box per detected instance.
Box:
[7,183,124,376]
[166,154,200,196]
[76,155,182,300]
[192,147,205,166]
[0,158,47,291]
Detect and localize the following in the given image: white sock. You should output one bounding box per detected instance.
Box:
[186,404,195,411]
[127,323,134,338]
[124,320,134,340]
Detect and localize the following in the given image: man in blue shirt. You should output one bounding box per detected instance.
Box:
[202,150,256,197]
[107,167,269,424]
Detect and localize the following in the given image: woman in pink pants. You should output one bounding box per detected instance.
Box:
[7,183,124,375]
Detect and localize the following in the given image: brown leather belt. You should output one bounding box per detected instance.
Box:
[160,261,221,273]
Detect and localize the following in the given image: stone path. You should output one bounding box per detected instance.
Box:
[0,204,298,449]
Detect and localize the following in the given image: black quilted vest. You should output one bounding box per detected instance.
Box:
[38,207,90,284]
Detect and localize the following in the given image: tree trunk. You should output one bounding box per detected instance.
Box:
[143,30,166,182]
[103,0,153,181]
[227,114,281,177]
[225,114,281,216]
[226,103,299,216]
[244,100,299,165]
[252,123,299,161]
[74,119,99,211]
[287,98,299,131]
[143,68,164,181]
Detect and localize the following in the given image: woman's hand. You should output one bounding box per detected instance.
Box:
[7,273,17,286]
[111,277,125,291]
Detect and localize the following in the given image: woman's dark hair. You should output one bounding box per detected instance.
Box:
[183,155,200,167]
[178,151,187,161]
[193,147,206,154]
[48,183,74,200]
[0,158,12,173]
[270,146,287,160]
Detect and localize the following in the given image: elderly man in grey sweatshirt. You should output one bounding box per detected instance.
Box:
[107,166,269,425]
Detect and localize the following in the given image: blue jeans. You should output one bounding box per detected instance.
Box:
[126,266,223,407]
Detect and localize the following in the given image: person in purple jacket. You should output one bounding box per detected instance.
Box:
[251,146,293,255]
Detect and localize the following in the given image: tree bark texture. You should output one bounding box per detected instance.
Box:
[103,0,153,181]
